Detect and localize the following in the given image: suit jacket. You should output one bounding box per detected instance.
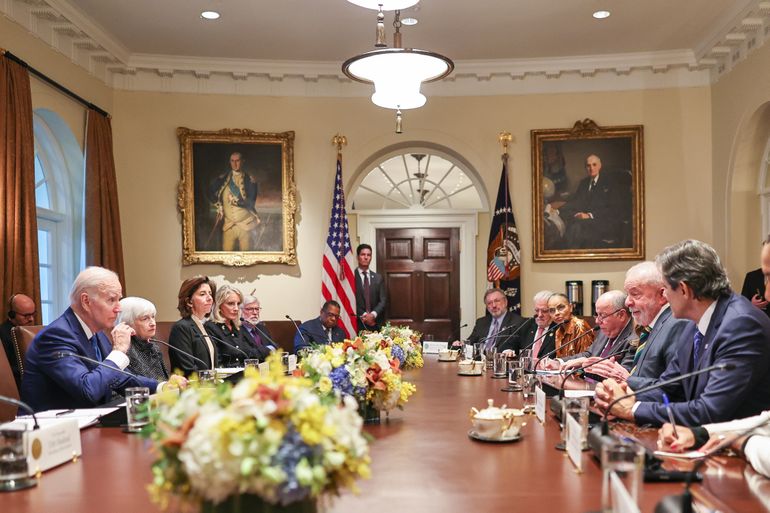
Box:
[294,317,346,353]
[559,171,628,246]
[205,321,260,367]
[562,318,636,362]
[635,293,770,427]
[519,320,556,358]
[355,268,387,330]
[624,307,689,390]
[240,321,277,360]
[20,307,157,412]
[168,317,217,376]
[741,268,770,318]
[467,311,526,352]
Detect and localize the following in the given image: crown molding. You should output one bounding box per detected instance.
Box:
[1,0,768,96]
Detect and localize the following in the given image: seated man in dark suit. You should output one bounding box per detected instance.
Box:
[588,261,689,387]
[240,295,277,360]
[21,266,179,412]
[0,293,37,389]
[452,288,526,352]
[596,240,770,427]
[294,300,346,353]
[740,235,770,317]
[517,290,555,359]
[559,290,635,370]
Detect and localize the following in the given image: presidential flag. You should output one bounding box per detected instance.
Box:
[487,159,522,312]
[321,157,357,337]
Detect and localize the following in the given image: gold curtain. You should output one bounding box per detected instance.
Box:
[0,53,41,324]
[85,109,126,290]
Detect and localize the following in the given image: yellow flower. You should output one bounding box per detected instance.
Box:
[318,376,333,394]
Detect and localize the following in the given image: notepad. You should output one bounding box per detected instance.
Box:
[653,450,706,459]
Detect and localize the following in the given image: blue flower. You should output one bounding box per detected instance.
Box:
[391,344,406,366]
[271,426,315,505]
[329,366,354,397]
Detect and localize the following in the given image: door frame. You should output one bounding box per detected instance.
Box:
[356,210,478,340]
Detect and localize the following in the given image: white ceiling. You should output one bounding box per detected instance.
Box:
[58,0,756,62]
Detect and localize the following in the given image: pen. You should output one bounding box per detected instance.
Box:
[662,393,678,438]
[55,409,76,416]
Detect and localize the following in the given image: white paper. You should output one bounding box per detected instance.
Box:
[535,386,546,423]
[534,369,562,376]
[610,470,642,513]
[566,413,583,471]
[259,361,270,376]
[215,367,244,376]
[564,389,596,398]
[653,450,706,459]
[422,341,446,354]
[16,408,118,429]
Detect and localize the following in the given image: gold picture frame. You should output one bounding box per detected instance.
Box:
[531,119,644,262]
[177,128,297,266]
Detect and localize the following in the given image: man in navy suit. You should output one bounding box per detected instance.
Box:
[355,244,387,331]
[596,240,770,427]
[452,288,526,352]
[21,267,167,412]
[293,300,346,353]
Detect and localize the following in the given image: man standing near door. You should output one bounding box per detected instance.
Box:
[355,244,387,331]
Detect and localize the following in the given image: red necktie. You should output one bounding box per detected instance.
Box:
[532,327,544,358]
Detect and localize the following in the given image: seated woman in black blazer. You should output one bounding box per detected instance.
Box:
[117,296,169,382]
[168,276,217,376]
[205,284,260,367]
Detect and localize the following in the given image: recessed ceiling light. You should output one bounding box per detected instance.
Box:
[201,11,220,20]
[592,10,610,19]
[402,17,418,26]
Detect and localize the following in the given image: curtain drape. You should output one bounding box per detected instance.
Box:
[85,109,126,291]
[0,52,41,324]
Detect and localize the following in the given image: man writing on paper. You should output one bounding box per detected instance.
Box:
[595,240,770,427]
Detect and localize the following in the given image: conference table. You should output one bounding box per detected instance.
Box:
[3,355,767,512]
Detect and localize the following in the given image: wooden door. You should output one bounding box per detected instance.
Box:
[376,227,460,341]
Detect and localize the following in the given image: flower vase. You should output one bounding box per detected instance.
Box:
[201,495,316,513]
[358,400,381,424]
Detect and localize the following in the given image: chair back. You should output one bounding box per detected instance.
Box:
[262,320,301,353]
[153,321,175,371]
[10,325,44,372]
[0,342,20,421]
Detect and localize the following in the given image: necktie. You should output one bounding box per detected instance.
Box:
[588,178,596,192]
[485,319,500,351]
[363,271,372,313]
[599,336,615,358]
[251,325,263,346]
[630,326,651,374]
[90,334,102,361]
[532,327,545,358]
[692,331,704,368]
[327,328,333,342]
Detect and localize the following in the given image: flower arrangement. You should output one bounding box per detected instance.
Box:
[378,324,424,370]
[145,353,370,510]
[299,337,417,413]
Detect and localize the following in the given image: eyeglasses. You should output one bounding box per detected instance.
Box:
[595,307,625,322]
[547,304,569,314]
[243,306,261,312]
[533,308,550,315]
[15,311,36,318]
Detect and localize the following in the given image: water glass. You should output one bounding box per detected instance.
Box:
[562,396,589,447]
[0,428,28,482]
[521,374,537,409]
[244,359,260,369]
[493,352,508,376]
[198,369,217,387]
[508,359,523,388]
[601,440,644,512]
[125,387,151,433]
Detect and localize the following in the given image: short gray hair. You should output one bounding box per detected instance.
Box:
[117,297,156,327]
[210,284,243,326]
[241,295,259,310]
[69,266,120,306]
[532,290,554,304]
[655,240,731,300]
[598,290,628,311]
[625,261,664,287]
[483,288,507,304]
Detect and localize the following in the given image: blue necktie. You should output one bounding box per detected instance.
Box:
[692,331,703,368]
[90,334,103,361]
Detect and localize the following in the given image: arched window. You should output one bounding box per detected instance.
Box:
[33,109,85,324]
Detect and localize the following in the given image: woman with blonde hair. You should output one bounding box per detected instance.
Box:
[205,284,261,367]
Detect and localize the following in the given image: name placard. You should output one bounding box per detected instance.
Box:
[610,471,641,513]
[25,419,81,476]
[566,413,583,472]
[535,385,546,423]
[422,341,446,354]
[259,362,270,376]
[287,354,297,372]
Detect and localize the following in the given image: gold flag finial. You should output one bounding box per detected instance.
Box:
[332,134,347,155]
[498,132,513,154]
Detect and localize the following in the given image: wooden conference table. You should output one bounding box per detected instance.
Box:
[3,355,767,513]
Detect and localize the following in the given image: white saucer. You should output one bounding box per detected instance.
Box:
[467,429,522,443]
[457,370,483,376]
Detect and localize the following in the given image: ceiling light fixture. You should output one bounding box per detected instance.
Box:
[200,11,220,20]
[342,3,454,133]
[401,17,418,26]
[592,10,610,19]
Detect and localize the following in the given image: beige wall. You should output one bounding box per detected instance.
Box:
[112,87,713,321]
[713,41,770,286]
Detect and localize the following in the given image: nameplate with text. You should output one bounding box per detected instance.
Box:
[422,341,447,354]
[535,386,546,423]
[566,413,583,472]
[26,419,81,476]
[287,354,297,372]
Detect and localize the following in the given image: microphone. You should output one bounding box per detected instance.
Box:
[57,351,141,380]
[0,394,39,430]
[654,412,770,513]
[518,320,566,354]
[286,314,308,348]
[250,323,279,350]
[600,362,736,435]
[557,343,634,396]
[196,331,250,361]
[149,338,209,369]
[533,325,600,370]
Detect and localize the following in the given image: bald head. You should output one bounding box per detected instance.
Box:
[8,294,36,326]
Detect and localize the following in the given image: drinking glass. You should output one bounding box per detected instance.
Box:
[493,352,508,377]
[562,396,589,448]
[0,428,28,482]
[601,440,644,513]
[244,359,260,370]
[125,387,151,433]
[507,359,523,390]
[521,374,537,410]
[198,369,217,387]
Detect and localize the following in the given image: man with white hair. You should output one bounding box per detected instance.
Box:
[21,266,162,412]
[240,295,277,359]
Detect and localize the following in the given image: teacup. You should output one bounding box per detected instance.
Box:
[458,359,483,373]
[470,399,525,439]
[439,348,460,360]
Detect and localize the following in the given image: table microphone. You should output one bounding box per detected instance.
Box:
[557,343,634,396]
[600,362,736,436]
[0,394,39,429]
[149,338,209,368]
[531,325,600,371]
[57,351,141,380]
[654,412,770,513]
[197,331,250,360]
[286,314,308,348]
[518,320,566,354]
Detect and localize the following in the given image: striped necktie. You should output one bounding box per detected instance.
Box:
[629,326,651,375]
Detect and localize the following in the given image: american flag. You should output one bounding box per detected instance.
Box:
[321,157,357,338]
